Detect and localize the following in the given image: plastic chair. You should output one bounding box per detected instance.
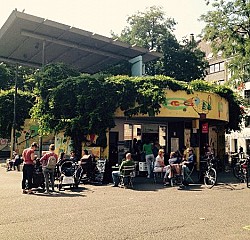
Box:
[119,165,135,188]
[183,163,196,184]
[153,168,164,183]
[169,164,183,187]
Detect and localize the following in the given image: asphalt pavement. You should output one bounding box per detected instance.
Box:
[0,167,249,240]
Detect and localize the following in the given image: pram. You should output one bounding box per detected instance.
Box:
[32,159,45,190]
[57,160,78,190]
[74,158,106,185]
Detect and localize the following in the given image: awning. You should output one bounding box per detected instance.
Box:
[0,10,162,73]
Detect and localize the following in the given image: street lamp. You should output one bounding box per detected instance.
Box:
[10,64,18,159]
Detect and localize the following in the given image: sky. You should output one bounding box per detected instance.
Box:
[0,0,212,41]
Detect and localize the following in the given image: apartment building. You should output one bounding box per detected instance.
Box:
[198,40,250,155]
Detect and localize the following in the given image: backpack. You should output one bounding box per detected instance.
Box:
[46,155,57,169]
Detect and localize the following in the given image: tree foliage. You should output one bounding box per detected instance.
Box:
[111,6,208,81]
[0,63,35,91]
[30,63,243,156]
[0,90,34,138]
[200,0,250,84]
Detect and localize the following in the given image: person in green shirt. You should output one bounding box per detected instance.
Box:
[112,152,135,187]
[143,140,155,178]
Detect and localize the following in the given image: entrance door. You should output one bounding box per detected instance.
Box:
[109,132,119,165]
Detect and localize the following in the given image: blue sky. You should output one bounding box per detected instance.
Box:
[1,0,212,41]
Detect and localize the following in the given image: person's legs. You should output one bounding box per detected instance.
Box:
[22,164,28,192]
[43,168,50,193]
[181,165,190,185]
[26,165,34,193]
[146,154,154,178]
[50,169,55,191]
[112,171,120,186]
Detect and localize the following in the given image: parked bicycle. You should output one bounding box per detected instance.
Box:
[203,155,217,188]
[233,156,249,187]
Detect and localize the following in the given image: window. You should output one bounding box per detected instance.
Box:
[244,90,250,104]
[220,62,224,71]
[124,124,133,140]
[210,65,215,73]
[209,61,225,74]
[217,79,225,85]
[245,115,250,128]
[214,63,220,72]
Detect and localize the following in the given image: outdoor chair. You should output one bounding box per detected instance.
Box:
[169,164,183,187]
[119,165,136,188]
[153,168,165,184]
[183,162,196,184]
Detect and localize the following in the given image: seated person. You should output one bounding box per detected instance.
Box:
[164,151,182,180]
[13,153,23,171]
[112,152,135,187]
[6,158,15,171]
[154,149,167,172]
[69,150,79,163]
[80,150,93,179]
[181,148,195,186]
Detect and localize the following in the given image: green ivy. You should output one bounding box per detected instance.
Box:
[30,64,244,153]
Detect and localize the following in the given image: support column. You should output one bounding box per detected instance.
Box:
[10,64,18,159]
[129,56,143,76]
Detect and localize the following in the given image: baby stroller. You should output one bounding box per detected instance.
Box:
[57,160,78,190]
[32,158,45,190]
[74,158,106,185]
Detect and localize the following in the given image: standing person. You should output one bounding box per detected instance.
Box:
[40,144,58,194]
[21,142,38,194]
[143,139,154,178]
[152,141,160,158]
[239,146,244,159]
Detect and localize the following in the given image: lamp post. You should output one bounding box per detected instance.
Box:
[10,63,18,159]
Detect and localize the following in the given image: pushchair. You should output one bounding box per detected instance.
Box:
[57,160,78,190]
[32,158,45,190]
[74,158,106,185]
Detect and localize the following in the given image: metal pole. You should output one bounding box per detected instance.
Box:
[39,40,46,157]
[10,64,18,159]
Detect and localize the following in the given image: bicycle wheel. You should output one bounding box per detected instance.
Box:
[233,164,245,182]
[74,167,83,185]
[246,165,250,188]
[204,168,217,188]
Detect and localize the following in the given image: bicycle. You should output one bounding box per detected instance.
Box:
[233,157,250,187]
[203,155,217,188]
[233,157,248,183]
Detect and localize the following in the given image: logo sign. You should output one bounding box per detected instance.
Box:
[202,123,209,134]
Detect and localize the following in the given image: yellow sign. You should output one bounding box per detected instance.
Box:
[115,90,229,122]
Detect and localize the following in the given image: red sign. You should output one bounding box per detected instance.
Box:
[202,123,208,133]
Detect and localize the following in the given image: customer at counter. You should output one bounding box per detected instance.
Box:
[142,140,154,178]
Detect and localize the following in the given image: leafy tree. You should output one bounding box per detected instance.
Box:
[161,36,208,81]
[31,63,243,157]
[0,90,34,139]
[111,6,208,80]
[0,63,35,91]
[200,0,250,85]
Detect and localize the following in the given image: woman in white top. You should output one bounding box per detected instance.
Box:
[154,149,167,172]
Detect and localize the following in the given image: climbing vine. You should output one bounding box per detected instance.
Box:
[30,64,244,153]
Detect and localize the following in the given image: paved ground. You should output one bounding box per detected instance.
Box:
[0,167,250,240]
